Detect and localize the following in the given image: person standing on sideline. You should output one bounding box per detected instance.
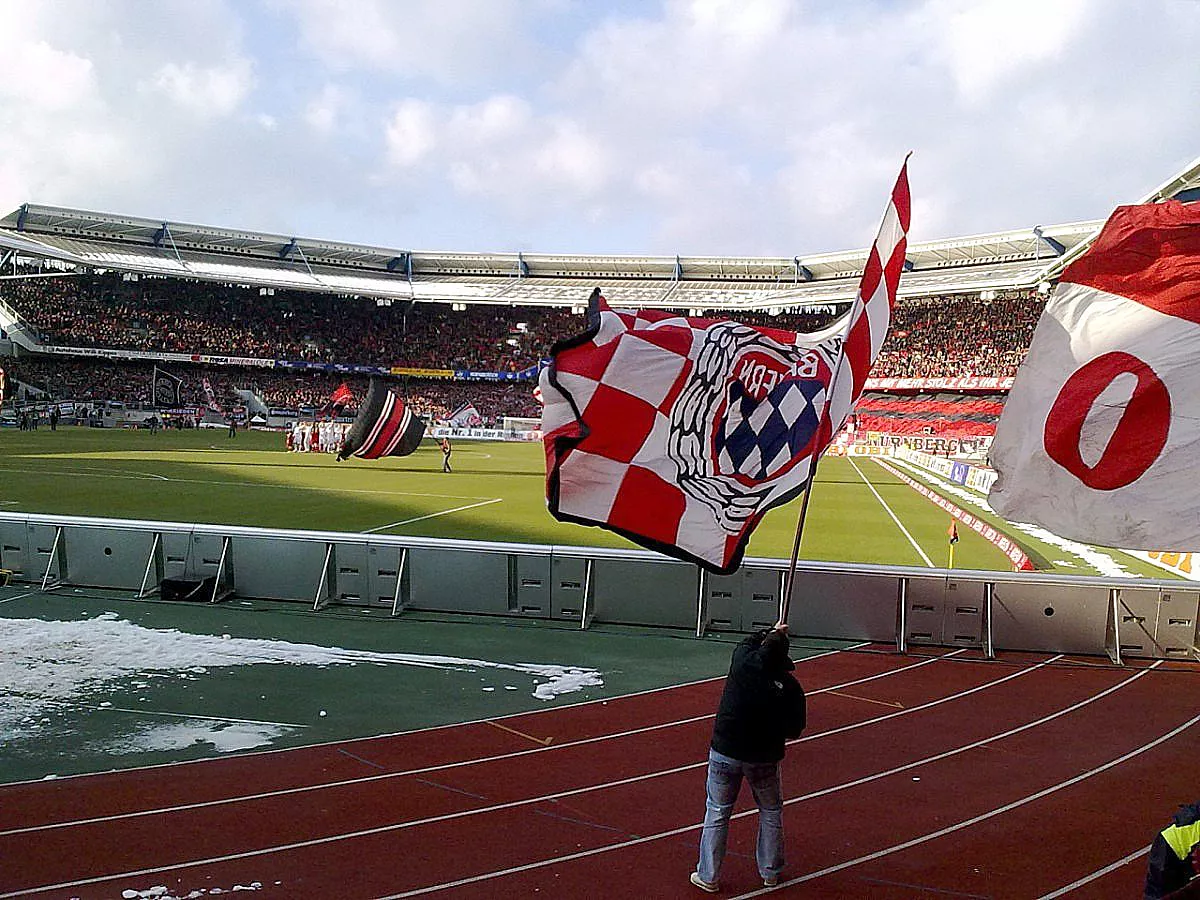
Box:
[692,623,806,893]
[1145,801,1200,898]
[440,436,453,473]
[227,414,237,438]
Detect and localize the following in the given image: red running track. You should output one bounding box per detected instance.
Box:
[2,645,1198,899]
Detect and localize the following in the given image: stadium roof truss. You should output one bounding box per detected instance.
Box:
[1,156,1196,313]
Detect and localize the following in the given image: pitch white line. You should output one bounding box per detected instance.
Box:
[0,647,945,836]
[0,465,492,501]
[85,706,309,729]
[0,591,38,605]
[849,456,933,566]
[4,654,1081,896]
[1035,845,1150,899]
[363,498,503,533]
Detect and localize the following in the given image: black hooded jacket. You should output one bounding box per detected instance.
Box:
[710,630,804,764]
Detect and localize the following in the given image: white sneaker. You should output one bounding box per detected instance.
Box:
[690,871,719,893]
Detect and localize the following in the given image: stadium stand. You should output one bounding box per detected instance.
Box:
[3,153,1198,433]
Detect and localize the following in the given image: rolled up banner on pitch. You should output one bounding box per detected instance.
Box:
[337,379,426,460]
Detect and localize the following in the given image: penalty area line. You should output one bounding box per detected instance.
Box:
[364,498,503,533]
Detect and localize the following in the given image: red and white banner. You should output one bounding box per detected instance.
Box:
[542,162,911,573]
[988,201,1200,551]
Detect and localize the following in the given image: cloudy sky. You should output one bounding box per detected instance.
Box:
[1,0,1197,258]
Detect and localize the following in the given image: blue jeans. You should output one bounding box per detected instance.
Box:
[696,748,784,884]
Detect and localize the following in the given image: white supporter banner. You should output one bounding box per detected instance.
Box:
[990,282,1200,550]
[989,201,1200,552]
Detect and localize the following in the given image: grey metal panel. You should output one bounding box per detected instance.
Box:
[62,527,155,590]
[990,581,1110,655]
[360,543,408,608]
[330,542,372,606]
[905,577,946,645]
[742,567,784,631]
[705,571,744,632]
[0,521,30,577]
[550,556,588,621]
[513,554,552,617]
[161,532,194,579]
[789,571,899,642]
[222,537,321,601]
[408,548,511,614]
[943,578,986,648]
[25,523,61,583]
[590,559,697,628]
[1113,587,1163,658]
[1156,588,1200,659]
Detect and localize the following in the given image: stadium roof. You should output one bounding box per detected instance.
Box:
[1,156,1197,313]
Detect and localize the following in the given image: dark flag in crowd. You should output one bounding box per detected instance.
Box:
[337,378,426,460]
[151,366,182,407]
[540,161,911,574]
[324,382,355,417]
[989,200,1200,550]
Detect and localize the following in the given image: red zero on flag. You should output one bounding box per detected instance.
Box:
[989,200,1200,550]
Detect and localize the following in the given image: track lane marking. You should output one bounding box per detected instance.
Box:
[0,644,940,836]
[1035,844,1150,899]
[3,654,1098,896]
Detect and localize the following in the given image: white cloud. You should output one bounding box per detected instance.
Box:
[304,83,347,134]
[921,0,1090,103]
[1,0,1198,257]
[144,58,255,117]
[384,98,438,167]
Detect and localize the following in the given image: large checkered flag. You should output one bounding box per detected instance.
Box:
[541,161,911,574]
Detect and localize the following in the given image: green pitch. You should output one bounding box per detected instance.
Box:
[0,425,1170,578]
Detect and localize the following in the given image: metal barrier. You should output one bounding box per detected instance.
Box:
[0,511,1196,664]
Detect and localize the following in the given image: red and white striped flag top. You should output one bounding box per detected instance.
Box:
[541,160,911,574]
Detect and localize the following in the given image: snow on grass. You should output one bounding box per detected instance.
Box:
[1,612,604,750]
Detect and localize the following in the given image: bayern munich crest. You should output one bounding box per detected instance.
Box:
[668,322,837,535]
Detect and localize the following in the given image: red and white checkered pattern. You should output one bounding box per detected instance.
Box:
[543,162,911,573]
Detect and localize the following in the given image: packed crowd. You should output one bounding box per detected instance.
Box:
[870,292,1041,378]
[0,274,579,372]
[1,274,1044,380]
[1,357,541,423]
[1,274,1047,429]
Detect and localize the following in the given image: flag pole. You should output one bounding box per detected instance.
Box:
[778,309,861,627]
[778,152,911,628]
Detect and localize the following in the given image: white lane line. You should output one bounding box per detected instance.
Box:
[84,706,308,729]
[849,456,933,566]
[3,654,1072,895]
[734,683,1192,897]
[1,648,953,836]
[362,498,503,533]
[381,661,1162,899]
[1035,845,1150,899]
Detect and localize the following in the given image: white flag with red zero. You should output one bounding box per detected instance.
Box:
[989,200,1200,551]
[541,161,911,574]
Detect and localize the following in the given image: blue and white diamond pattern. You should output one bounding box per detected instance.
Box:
[716,378,826,481]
